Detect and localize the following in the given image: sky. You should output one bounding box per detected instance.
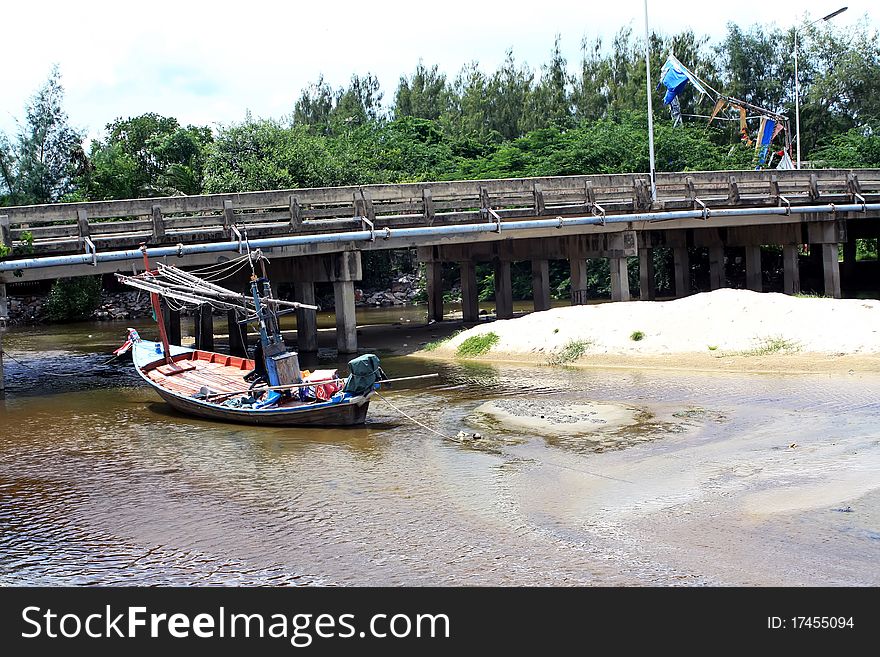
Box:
[1,0,876,142]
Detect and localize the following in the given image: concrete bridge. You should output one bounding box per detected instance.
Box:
[1,168,879,358]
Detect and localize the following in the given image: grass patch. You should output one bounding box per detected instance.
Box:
[735,335,802,357]
[707,345,718,351]
[793,292,827,298]
[547,339,593,366]
[630,330,645,342]
[456,332,500,357]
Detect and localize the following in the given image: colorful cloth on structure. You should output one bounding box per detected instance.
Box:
[754,117,776,168]
[669,96,682,126]
[658,54,708,104]
[771,121,785,141]
[707,98,727,125]
[776,151,794,170]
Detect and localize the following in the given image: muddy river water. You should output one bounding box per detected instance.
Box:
[1,307,878,586]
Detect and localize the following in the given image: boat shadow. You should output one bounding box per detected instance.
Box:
[145,402,394,455]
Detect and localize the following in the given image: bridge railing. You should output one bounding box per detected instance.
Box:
[1,169,878,256]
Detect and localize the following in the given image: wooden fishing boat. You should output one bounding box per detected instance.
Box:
[125,334,374,426]
[114,247,386,427]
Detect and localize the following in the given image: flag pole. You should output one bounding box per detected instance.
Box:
[643,0,657,202]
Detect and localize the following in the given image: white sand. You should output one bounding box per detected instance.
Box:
[475,399,640,436]
[428,289,880,360]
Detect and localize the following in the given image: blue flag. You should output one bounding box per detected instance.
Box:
[658,55,708,105]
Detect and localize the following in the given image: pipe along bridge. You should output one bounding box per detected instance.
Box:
[1,168,879,359]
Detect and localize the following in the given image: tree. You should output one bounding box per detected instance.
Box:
[331,73,385,129]
[0,66,84,204]
[293,76,336,133]
[526,36,572,131]
[203,118,351,193]
[486,50,533,140]
[85,113,212,199]
[394,62,450,121]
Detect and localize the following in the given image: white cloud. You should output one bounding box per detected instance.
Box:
[1,0,874,140]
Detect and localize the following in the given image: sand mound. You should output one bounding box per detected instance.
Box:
[427,290,880,360]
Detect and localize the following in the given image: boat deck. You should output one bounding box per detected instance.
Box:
[143,351,323,409]
[144,351,255,396]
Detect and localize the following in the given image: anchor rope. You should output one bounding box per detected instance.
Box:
[374,390,454,440]
[375,391,632,484]
[0,349,103,377]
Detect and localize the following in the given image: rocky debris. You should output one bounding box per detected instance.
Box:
[357,273,423,307]
[4,290,157,325]
[92,291,154,321]
[4,271,430,325]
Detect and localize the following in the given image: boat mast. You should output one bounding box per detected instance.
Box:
[140,244,172,363]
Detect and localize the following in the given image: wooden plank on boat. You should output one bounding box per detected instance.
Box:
[157,361,198,376]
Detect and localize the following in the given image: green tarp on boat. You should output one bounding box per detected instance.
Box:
[343,354,384,396]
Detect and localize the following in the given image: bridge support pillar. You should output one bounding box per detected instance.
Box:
[673,247,690,297]
[426,261,444,322]
[294,282,318,352]
[531,259,551,312]
[822,243,842,299]
[638,248,655,300]
[194,306,214,351]
[0,283,7,325]
[459,261,479,322]
[227,309,249,357]
[610,257,631,302]
[745,245,763,292]
[162,303,181,346]
[783,245,801,295]
[494,260,513,319]
[841,236,857,284]
[570,258,588,305]
[334,280,357,354]
[709,246,725,290]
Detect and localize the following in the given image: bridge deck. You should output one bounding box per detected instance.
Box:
[1,170,878,260]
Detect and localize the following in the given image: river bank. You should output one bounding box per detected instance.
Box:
[417,289,880,374]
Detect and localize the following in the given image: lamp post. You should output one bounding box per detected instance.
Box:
[794,6,847,169]
[643,0,656,201]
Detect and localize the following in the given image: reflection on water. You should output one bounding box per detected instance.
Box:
[2,310,880,586]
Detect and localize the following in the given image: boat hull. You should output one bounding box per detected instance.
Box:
[153,385,371,426]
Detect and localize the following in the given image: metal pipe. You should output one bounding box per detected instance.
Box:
[1,202,878,273]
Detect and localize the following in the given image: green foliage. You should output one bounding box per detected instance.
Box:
[0,230,33,259]
[856,238,878,261]
[811,128,880,168]
[630,330,645,341]
[734,335,801,356]
[423,330,461,351]
[547,339,593,365]
[85,113,213,199]
[46,277,102,322]
[0,66,84,204]
[456,332,500,357]
[395,62,450,122]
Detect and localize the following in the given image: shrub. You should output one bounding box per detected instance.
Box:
[47,277,102,322]
[630,330,645,341]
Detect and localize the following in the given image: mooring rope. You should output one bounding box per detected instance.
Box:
[375,390,632,484]
[375,390,454,440]
[0,349,116,377]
